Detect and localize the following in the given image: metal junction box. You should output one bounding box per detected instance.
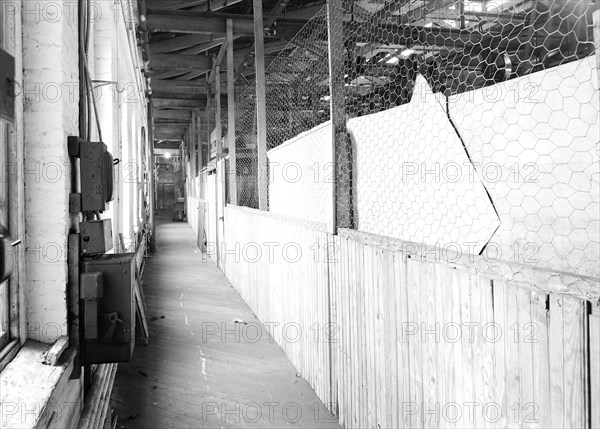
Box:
[68,137,114,212]
[80,219,113,255]
[82,253,136,364]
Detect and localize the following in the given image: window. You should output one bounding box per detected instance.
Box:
[0,1,19,358]
[0,122,8,350]
[0,1,8,351]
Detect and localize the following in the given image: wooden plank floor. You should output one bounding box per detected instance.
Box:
[111,215,340,429]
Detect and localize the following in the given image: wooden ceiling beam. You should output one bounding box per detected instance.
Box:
[153,98,206,109]
[189,0,244,12]
[151,90,208,100]
[150,53,212,70]
[146,9,308,35]
[154,109,193,119]
[147,10,255,34]
[151,70,191,80]
[175,38,226,55]
[149,34,215,53]
[153,141,183,150]
[153,79,210,91]
[146,0,243,11]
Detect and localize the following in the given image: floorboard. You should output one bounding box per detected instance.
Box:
[111,214,340,428]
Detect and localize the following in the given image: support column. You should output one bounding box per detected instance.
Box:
[253,0,268,210]
[227,19,237,205]
[191,111,197,178]
[206,91,212,164]
[215,65,223,159]
[147,101,156,252]
[197,108,204,198]
[594,10,600,88]
[326,0,351,231]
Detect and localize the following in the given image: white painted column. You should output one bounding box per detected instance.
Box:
[22,0,79,343]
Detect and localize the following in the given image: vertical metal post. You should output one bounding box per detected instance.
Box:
[206,90,212,163]
[197,107,204,198]
[191,110,197,178]
[594,10,600,88]
[146,101,155,252]
[227,19,237,205]
[326,0,350,231]
[253,0,268,210]
[215,65,223,160]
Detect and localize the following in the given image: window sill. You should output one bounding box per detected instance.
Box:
[0,339,21,373]
[0,340,79,429]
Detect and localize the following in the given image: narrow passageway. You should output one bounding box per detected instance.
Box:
[111,214,340,429]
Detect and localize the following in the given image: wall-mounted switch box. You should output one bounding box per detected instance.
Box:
[0,48,15,122]
[82,253,136,364]
[80,219,113,255]
[81,272,104,340]
[68,137,115,212]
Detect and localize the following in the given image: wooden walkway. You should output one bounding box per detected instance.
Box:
[110,216,340,428]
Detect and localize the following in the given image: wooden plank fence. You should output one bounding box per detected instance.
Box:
[221,205,600,429]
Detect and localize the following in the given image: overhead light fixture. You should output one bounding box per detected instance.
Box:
[400,49,415,58]
[386,56,400,65]
[164,152,171,159]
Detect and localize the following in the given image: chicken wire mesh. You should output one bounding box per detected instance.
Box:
[225,0,599,276]
[229,4,331,209]
[337,0,598,277]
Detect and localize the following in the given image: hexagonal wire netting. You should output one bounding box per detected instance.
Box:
[226,0,599,276]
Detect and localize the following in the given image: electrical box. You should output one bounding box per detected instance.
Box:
[81,272,104,340]
[68,137,115,212]
[82,253,136,364]
[0,48,15,122]
[80,219,113,255]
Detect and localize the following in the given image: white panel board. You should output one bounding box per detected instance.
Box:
[347,75,500,254]
[450,56,600,277]
[267,121,334,231]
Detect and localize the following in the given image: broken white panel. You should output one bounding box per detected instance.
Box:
[268,121,334,231]
[347,74,500,254]
[450,56,600,277]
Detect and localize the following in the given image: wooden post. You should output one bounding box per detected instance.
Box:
[215,64,223,159]
[594,10,600,88]
[206,90,212,163]
[326,0,350,230]
[253,0,268,210]
[197,108,204,198]
[191,110,197,178]
[227,18,238,205]
[147,100,156,252]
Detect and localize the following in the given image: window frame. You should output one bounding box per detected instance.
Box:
[0,0,22,370]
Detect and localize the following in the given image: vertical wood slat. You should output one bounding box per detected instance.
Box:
[518,287,535,429]
[590,304,600,429]
[532,291,551,429]
[563,295,586,429]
